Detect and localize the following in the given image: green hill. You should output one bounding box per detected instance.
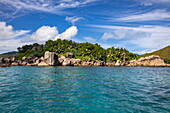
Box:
[16,39,138,62]
[141,46,170,64]
[0,51,18,58]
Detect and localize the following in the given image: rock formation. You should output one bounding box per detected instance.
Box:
[127,55,166,67]
[44,51,58,66]
[0,52,169,67]
[66,52,74,58]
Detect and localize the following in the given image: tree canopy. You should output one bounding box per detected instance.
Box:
[17,39,139,62]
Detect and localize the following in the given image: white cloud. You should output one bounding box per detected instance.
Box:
[101,29,128,40]
[0,39,33,53]
[0,21,31,53]
[55,26,78,40]
[31,25,78,42]
[84,37,96,42]
[0,21,30,39]
[102,29,148,40]
[117,9,170,22]
[31,26,58,42]
[65,16,83,24]
[0,21,79,53]
[132,49,157,55]
[101,33,115,39]
[91,24,170,49]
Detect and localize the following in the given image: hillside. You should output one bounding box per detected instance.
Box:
[16,39,138,62]
[141,46,170,63]
[0,51,18,58]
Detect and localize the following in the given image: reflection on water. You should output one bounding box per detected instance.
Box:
[0,66,170,112]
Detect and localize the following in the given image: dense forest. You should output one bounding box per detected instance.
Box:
[17,39,139,62]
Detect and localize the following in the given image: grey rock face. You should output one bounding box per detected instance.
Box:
[62,58,71,66]
[0,57,5,64]
[44,51,58,66]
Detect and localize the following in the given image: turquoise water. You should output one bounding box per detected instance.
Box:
[0,66,170,113]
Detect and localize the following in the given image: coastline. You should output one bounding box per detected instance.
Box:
[1,51,170,67]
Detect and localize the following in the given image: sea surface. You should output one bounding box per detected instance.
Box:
[0,66,170,113]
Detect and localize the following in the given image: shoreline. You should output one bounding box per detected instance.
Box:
[1,51,169,68]
[1,64,170,68]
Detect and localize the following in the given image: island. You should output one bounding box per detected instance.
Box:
[0,39,170,67]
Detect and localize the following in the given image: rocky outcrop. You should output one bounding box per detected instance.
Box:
[44,51,58,66]
[94,61,105,66]
[37,62,49,66]
[0,57,5,64]
[66,52,74,58]
[0,64,10,67]
[11,62,19,66]
[1,52,170,67]
[115,60,122,66]
[62,58,71,66]
[58,55,66,65]
[105,62,116,66]
[71,59,82,66]
[127,55,166,67]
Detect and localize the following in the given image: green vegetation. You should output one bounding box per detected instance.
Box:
[17,39,138,62]
[141,46,170,64]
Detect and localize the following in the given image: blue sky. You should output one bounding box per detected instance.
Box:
[0,0,170,54]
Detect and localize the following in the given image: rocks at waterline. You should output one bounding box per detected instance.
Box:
[0,57,5,64]
[37,62,49,66]
[127,55,166,67]
[0,52,169,67]
[44,51,58,66]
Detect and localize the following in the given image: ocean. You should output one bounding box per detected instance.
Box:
[0,66,170,113]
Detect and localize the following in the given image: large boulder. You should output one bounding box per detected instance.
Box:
[81,61,94,66]
[58,55,66,65]
[22,57,27,61]
[4,58,11,64]
[10,56,16,62]
[0,57,5,64]
[11,62,19,66]
[94,61,105,66]
[21,62,27,66]
[115,60,122,66]
[105,62,116,66]
[70,59,82,66]
[66,52,74,58]
[44,51,58,66]
[38,62,49,66]
[62,58,71,66]
[128,55,166,67]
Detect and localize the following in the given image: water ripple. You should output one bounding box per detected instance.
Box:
[0,66,170,113]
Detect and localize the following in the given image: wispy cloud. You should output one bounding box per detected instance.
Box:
[83,37,96,42]
[90,24,170,50]
[139,0,170,6]
[116,9,170,22]
[65,16,84,24]
[0,0,98,18]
